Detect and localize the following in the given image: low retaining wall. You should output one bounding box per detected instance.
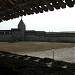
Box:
[0,51,75,75]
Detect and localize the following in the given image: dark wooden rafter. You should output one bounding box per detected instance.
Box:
[0,0,75,23]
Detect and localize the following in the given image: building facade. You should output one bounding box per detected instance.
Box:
[0,19,75,43]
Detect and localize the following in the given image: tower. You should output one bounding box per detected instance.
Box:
[18,18,26,41]
[18,19,26,31]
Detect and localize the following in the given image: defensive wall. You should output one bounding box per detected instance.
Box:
[0,31,75,43]
[0,19,75,43]
[25,32,75,43]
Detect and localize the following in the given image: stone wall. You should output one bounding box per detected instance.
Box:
[25,34,75,43]
[0,51,75,75]
[25,34,46,41]
[0,35,11,42]
[0,30,75,43]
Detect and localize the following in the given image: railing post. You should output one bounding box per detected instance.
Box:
[52,48,54,60]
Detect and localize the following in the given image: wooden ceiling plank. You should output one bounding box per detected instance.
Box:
[0,0,74,23]
[8,0,15,5]
[42,0,54,11]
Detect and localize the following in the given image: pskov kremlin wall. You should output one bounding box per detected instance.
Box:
[25,32,75,43]
[0,19,75,43]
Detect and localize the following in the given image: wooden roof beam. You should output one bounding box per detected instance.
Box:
[8,0,15,6]
[43,0,54,11]
[58,0,66,9]
[65,0,74,7]
[51,0,60,9]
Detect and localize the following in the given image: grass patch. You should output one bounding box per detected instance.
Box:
[0,42,74,53]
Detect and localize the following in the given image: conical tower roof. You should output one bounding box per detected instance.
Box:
[18,19,25,26]
[18,19,26,31]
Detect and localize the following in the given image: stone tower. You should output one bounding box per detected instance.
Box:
[18,19,26,41]
[18,19,26,31]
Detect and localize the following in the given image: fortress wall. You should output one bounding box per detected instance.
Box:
[0,35,12,41]
[57,37,75,43]
[25,34,46,41]
[48,36,75,43]
[25,34,75,43]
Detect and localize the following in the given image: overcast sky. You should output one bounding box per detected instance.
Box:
[0,7,75,32]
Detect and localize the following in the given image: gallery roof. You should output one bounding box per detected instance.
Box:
[0,0,75,22]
